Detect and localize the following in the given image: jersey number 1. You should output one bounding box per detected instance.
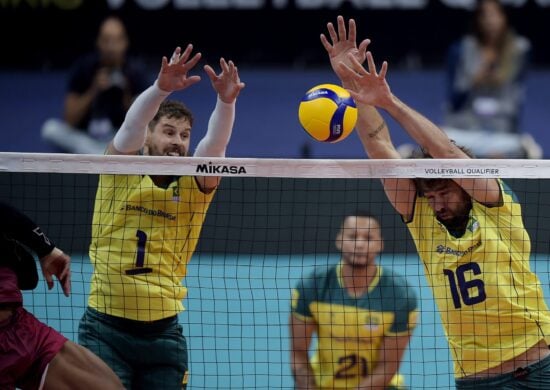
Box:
[125,230,153,275]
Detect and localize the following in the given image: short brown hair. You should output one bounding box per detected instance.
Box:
[412,141,474,196]
[148,100,194,131]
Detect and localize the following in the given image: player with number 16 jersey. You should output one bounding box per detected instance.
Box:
[408,179,550,378]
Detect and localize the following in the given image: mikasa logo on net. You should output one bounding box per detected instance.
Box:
[196,162,247,174]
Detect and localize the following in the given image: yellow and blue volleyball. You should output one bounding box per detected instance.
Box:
[298,83,357,143]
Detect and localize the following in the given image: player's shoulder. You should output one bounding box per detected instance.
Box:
[378,266,417,300]
[379,266,408,285]
[499,179,520,203]
[295,262,336,290]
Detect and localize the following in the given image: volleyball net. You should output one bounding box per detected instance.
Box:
[2,152,550,389]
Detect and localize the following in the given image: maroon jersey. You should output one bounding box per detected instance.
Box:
[0,305,67,389]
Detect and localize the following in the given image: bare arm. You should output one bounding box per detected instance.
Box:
[342,52,500,206]
[321,16,416,218]
[356,334,411,390]
[290,314,318,389]
[384,94,500,204]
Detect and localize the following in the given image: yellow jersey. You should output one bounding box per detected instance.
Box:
[89,174,214,321]
[407,179,550,378]
[292,263,418,389]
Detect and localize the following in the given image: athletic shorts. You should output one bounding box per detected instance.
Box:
[455,353,550,390]
[0,307,67,390]
[79,307,188,390]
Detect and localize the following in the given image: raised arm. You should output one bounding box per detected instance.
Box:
[322,18,416,218]
[341,52,501,206]
[108,45,202,155]
[193,58,245,192]
[320,15,370,90]
[320,16,396,159]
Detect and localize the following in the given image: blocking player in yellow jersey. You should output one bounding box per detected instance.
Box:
[290,211,418,389]
[326,15,550,389]
[78,44,244,389]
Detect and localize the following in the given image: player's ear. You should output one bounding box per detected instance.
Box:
[144,125,153,145]
[335,230,343,251]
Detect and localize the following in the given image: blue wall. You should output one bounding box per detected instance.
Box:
[1,68,549,158]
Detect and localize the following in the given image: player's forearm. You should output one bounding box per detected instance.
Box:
[0,201,55,258]
[193,97,235,158]
[292,363,318,389]
[112,81,170,153]
[356,375,394,390]
[355,104,400,159]
[383,95,459,158]
[356,364,397,390]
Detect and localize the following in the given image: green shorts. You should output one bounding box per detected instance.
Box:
[455,353,550,390]
[78,307,188,389]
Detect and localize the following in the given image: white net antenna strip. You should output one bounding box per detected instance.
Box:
[1,152,550,179]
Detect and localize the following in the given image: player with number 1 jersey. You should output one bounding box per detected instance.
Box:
[79,44,245,389]
[88,174,213,321]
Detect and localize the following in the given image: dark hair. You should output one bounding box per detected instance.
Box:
[409,140,475,160]
[341,209,379,226]
[472,0,510,47]
[148,100,194,131]
[411,141,474,195]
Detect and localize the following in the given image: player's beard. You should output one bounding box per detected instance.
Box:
[437,199,472,234]
[146,143,187,157]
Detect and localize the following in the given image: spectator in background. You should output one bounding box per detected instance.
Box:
[41,15,150,154]
[441,0,542,159]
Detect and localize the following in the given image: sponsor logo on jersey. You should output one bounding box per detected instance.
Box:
[123,204,176,220]
[436,241,481,257]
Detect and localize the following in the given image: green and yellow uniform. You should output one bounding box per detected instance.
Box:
[292,262,418,389]
[88,174,215,321]
[407,179,550,378]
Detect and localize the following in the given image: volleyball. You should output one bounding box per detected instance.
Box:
[298,83,357,143]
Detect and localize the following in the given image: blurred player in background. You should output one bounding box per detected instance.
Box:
[328,15,550,389]
[41,15,150,154]
[0,201,124,390]
[290,210,418,389]
[78,44,245,389]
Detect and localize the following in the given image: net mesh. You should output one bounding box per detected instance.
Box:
[2,152,550,389]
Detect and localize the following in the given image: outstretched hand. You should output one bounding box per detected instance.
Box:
[320,15,370,86]
[39,247,71,297]
[157,45,202,93]
[204,58,245,104]
[339,52,393,109]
